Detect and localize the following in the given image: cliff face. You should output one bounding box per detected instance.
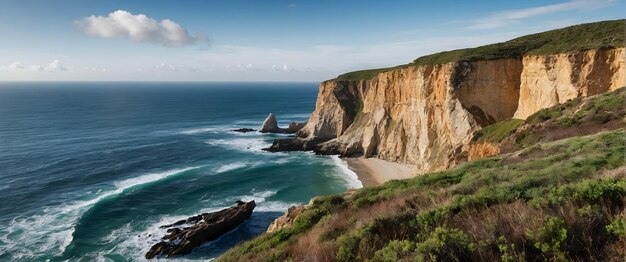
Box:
[514,48,625,119]
[295,48,624,173]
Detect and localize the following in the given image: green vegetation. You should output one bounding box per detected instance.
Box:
[472,119,523,143]
[336,67,399,81]
[508,87,625,150]
[220,129,625,261]
[413,19,624,66]
[337,19,624,80]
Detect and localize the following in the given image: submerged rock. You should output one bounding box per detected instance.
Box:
[232,128,256,133]
[145,200,256,259]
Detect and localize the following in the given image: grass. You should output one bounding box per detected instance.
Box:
[219,129,626,261]
[337,19,624,80]
[509,87,625,150]
[472,119,524,144]
[336,65,405,81]
[462,86,625,158]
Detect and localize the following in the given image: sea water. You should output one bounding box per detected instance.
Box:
[0,82,361,261]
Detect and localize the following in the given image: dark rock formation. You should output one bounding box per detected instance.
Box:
[262,137,330,153]
[145,201,256,259]
[232,128,257,133]
[259,113,307,134]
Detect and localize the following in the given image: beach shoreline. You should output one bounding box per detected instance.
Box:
[345,157,416,186]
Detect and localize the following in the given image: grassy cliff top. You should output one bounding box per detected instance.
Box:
[337,19,625,80]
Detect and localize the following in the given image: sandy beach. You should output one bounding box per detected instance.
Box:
[346,157,416,186]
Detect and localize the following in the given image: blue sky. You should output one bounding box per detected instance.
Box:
[0,0,623,81]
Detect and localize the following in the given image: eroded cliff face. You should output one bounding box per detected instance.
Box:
[298,59,522,173]
[514,48,625,119]
[291,48,624,173]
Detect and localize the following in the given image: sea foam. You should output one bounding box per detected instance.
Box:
[179,127,220,135]
[214,162,248,173]
[205,138,271,153]
[331,155,363,189]
[0,166,201,260]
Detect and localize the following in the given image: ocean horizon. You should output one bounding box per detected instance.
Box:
[0,82,362,261]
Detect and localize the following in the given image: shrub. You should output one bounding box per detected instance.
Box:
[497,236,525,262]
[606,217,626,237]
[370,240,414,262]
[527,216,568,260]
[336,235,361,262]
[291,209,325,233]
[550,179,626,204]
[415,227,475,261]
[416,207,449,231]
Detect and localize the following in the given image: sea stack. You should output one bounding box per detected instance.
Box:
[260,113,280,133]
[259,113,307,134]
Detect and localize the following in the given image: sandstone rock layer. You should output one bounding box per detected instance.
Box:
[514,48,625,119]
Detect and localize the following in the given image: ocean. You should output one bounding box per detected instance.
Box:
[0,82,361,261]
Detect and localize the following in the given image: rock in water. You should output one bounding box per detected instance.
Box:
[145,201,256,259]
[231,128,256,133]
[260,113,280,133]
[259,113,307,134]
[287,121,307,133]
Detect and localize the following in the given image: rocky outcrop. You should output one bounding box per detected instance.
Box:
[259,113,307,134]
[268,47,625,173]
[145,201,255,259]
[266,206,305,233]
[464,142,500,161]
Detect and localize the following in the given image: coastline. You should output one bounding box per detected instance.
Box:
[345,157,416,186]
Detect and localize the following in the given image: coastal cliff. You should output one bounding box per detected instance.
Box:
[221,20,626,262]
[220,87,626,262]
[297,58,523,173]
[272,20,625,174]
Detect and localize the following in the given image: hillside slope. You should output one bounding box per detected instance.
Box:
[220,93,626,260]
[467,87,625,160]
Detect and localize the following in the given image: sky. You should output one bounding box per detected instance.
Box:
[0,0,623,82]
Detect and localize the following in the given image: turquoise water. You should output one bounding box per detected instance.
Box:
[0,82,361,261]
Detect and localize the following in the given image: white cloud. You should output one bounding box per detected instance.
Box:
[469,0,616,29]
[45,60,68,72]
[154,62,200,72]
[135,63,200,73]
[8,62,24,70]
[1,60,69,72]
[271,64,290,72]
[76,10,207,47]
